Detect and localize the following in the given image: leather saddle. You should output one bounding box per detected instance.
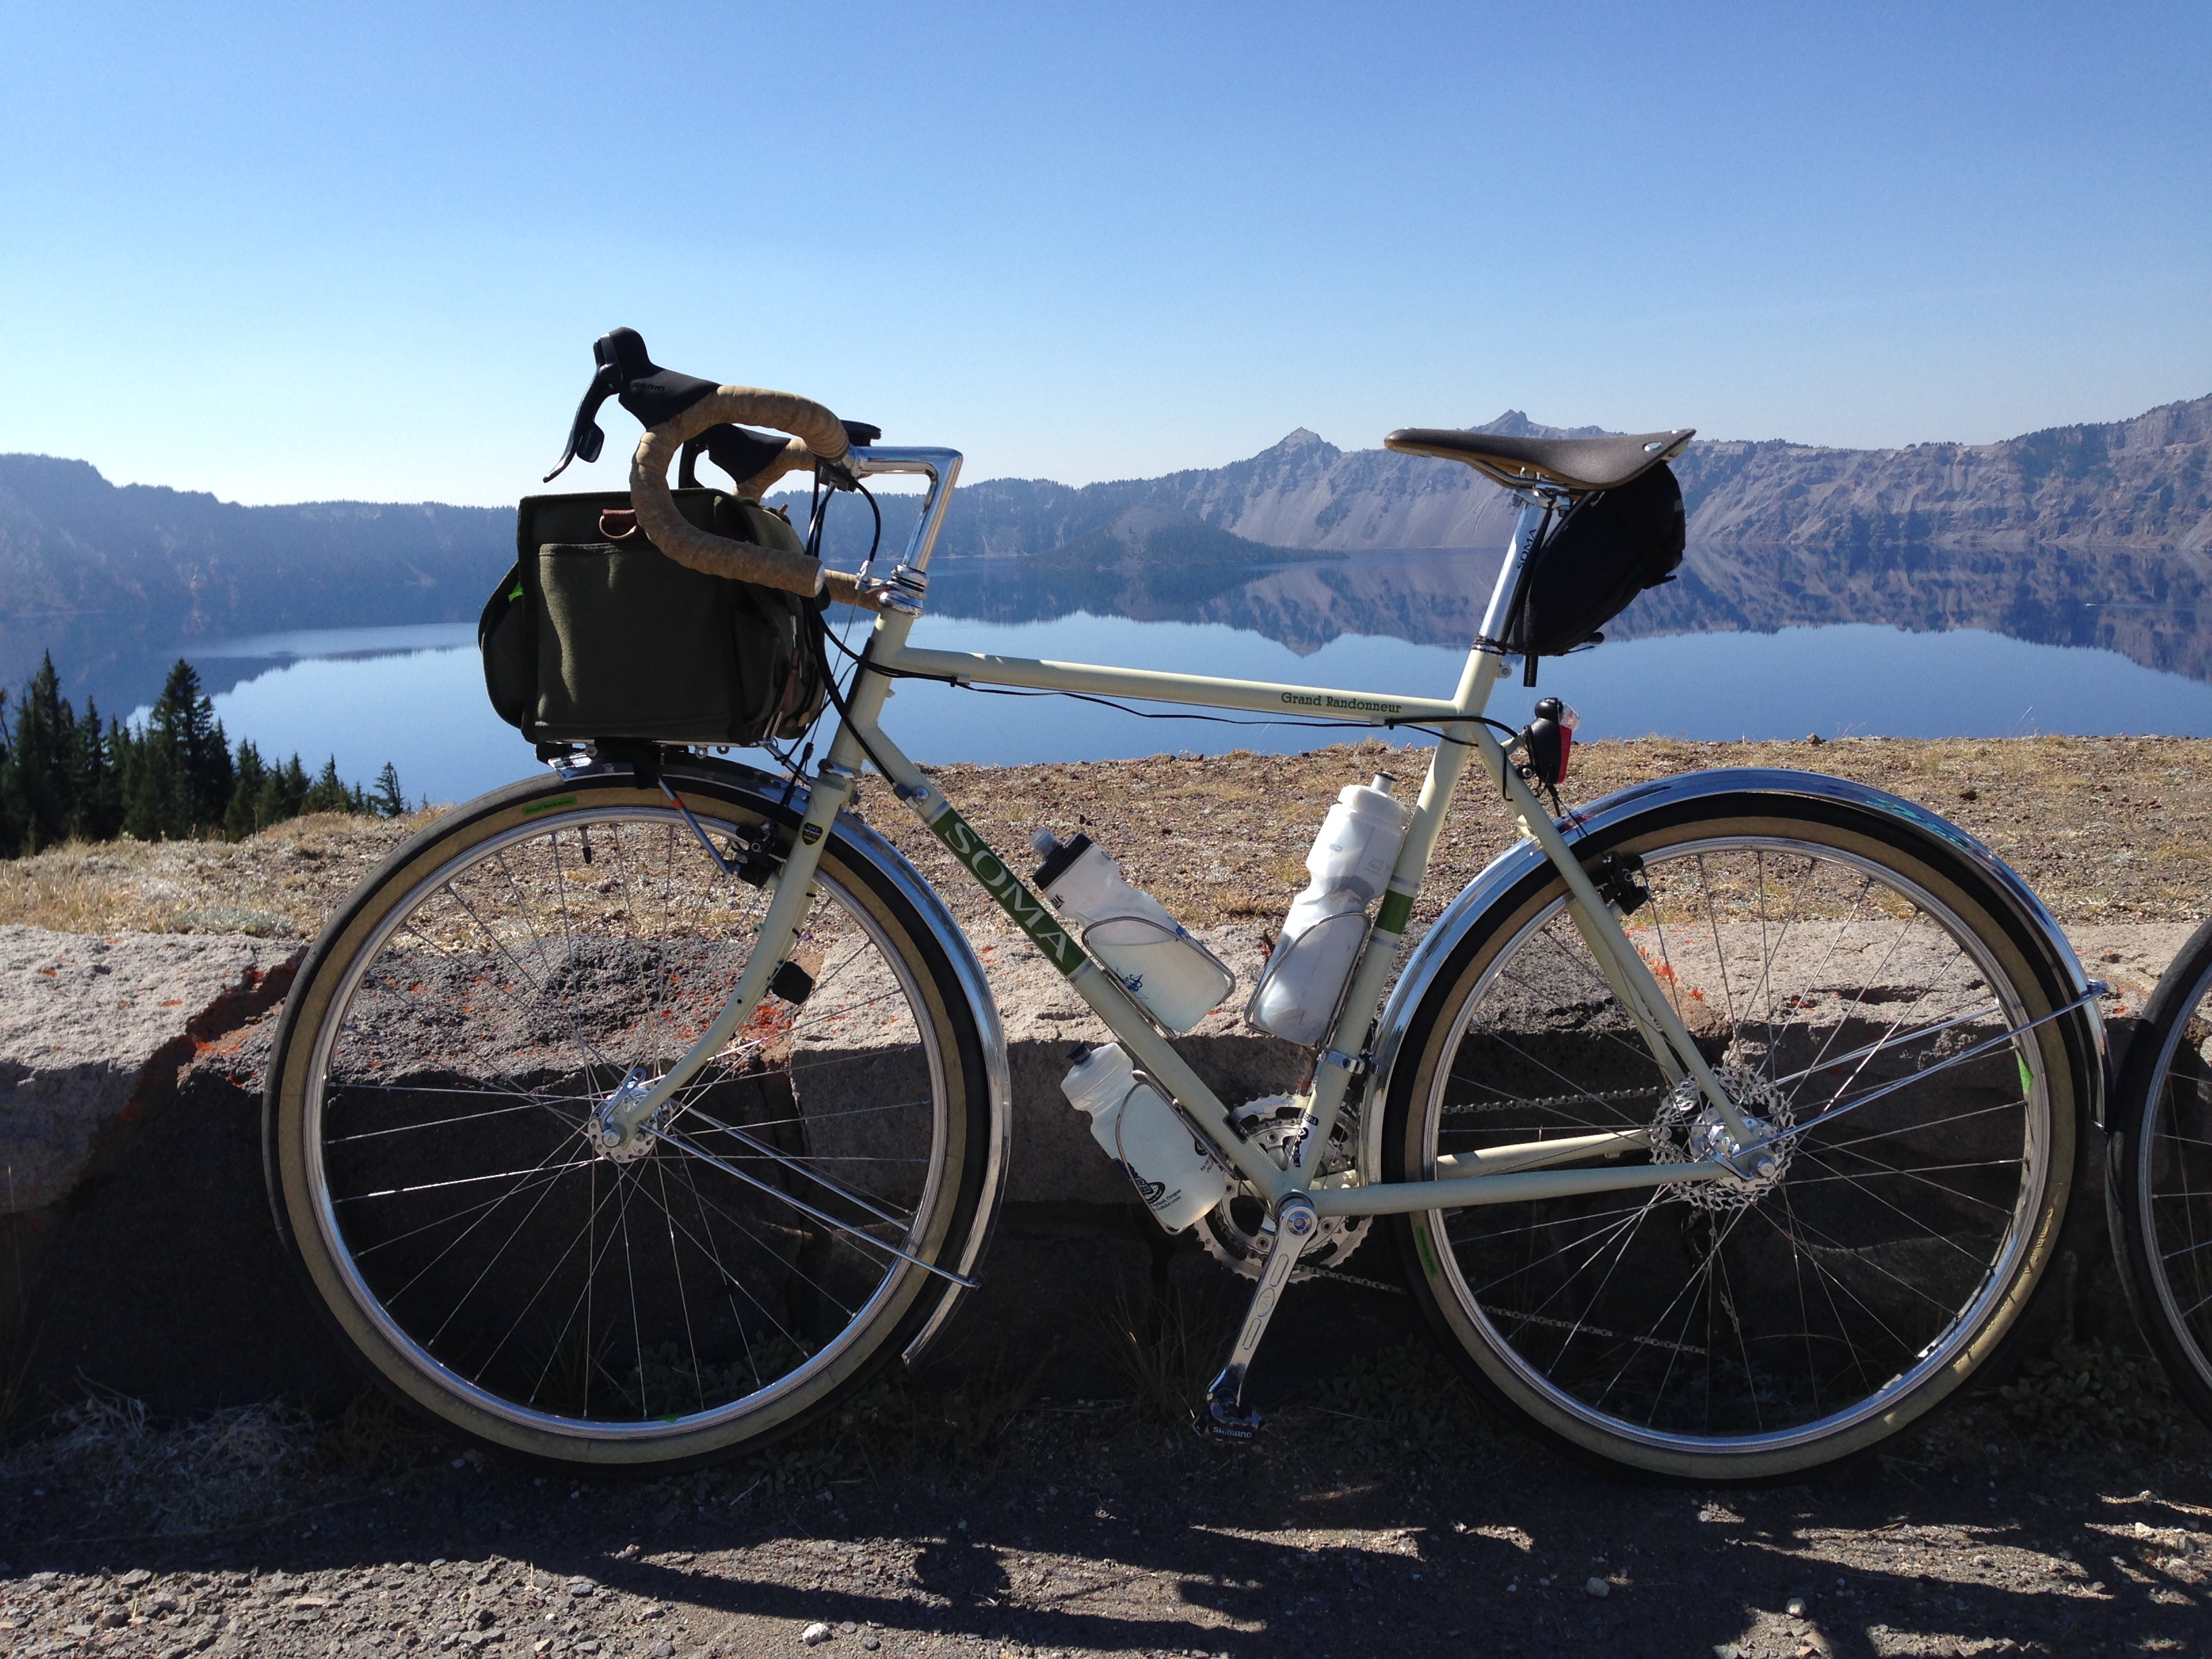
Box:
[1385,427,1694,491]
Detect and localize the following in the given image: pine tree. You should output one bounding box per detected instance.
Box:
[302,756,352,816]
[372,762,407,819]
[0,687,16,857]
[225,740,268,840]
[123,733,176,841]
[144,661,234,836]
[253,765,287,830]
[70,697,124,842]
[277,754,310,819]
[7,653,78,852]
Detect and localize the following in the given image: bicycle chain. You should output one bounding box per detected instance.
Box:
[1443,1085,1664,1116]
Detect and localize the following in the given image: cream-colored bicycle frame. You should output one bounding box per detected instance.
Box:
[605,445,1750,1215]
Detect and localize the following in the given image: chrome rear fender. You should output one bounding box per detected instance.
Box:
[1361,766,2106,1183]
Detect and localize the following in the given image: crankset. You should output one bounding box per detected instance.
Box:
[1197,1094,1370,1280]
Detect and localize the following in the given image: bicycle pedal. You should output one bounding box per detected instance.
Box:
[1201,1397,1263,1441]
[1200,1367,1263,1440]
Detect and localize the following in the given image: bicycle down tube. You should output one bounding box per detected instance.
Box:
[605,445,1744,1210]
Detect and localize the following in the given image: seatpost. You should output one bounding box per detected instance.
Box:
[1478,498,1551,647]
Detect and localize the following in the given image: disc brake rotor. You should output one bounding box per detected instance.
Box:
[1648,1065,1794,1211]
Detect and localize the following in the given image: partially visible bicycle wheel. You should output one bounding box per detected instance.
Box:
[266,764,994,1470]
[2110,913,2212,1427]
[1383,790,2089,1481]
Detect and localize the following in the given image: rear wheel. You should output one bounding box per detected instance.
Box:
[266,768,991,1470]
[2109,914,2212,1427]
[1383,792,2083,1481]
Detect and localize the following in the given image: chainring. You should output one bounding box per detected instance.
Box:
[1196,1094,1371,1280]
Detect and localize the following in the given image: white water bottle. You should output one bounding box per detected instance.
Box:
[1248,775,1412,1045]
[1060,1043,1233,1233]
[1031,831,1233,1033]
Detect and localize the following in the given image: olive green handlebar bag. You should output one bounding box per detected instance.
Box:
[479,489,826,747]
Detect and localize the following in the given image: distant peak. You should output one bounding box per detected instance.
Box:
[1469,411,1619,441]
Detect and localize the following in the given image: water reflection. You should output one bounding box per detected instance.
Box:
[15,531,2212,717]
[129,609,2212,809]
[14,534,2212,802]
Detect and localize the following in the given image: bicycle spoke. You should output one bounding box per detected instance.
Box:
[298,797,956,1444]
[1420,825,2054,1461]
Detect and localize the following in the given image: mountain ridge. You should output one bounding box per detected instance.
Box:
[7,391,2210,707]
[769,394,2212,566]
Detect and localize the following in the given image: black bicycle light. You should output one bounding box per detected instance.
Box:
[1522,697,1581,787]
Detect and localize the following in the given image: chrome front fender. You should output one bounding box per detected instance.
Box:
[1362,766,2106,1180]
[655,755,1012,1366]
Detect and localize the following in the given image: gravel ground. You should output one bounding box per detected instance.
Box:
[0,1359,2207,1659]
[6,735,2212,1657]
[3,737,2209,944]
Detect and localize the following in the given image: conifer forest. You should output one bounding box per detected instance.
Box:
[0,653,405,859]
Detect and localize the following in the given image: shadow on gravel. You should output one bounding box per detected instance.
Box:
[2,1227,2209,1659]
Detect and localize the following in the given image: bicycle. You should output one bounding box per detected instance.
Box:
[264,337,2108,1481]
[2107,915,2212,1426]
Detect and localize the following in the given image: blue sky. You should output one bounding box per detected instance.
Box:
[1,1,2206,505]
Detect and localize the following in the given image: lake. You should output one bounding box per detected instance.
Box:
[171,608,2212,810]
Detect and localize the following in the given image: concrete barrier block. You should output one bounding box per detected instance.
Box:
[1,925,302,1215]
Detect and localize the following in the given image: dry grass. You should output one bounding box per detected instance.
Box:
[4,739,2209,944]
[0,810,437,937]
[0,1391,323,1536]
[863,734,2212,938]
[1095,1277,1241,1427]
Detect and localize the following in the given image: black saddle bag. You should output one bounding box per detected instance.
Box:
[479,489,826,747]
[1501,462,1685,661]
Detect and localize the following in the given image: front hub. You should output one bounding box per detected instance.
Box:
[591,1067,661,1164]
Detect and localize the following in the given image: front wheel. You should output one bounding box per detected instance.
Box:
[2109,914,2212,1427]
[1383,791,2085,1481]
[265,766,994,1471]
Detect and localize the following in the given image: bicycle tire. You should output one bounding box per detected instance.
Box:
[265,764,994,1470]
[2108,911,2212,1426]
[1381,789,2085,1481]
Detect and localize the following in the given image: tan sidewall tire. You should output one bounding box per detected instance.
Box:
[1388,806,2080,1483]
[2109,915,2212,1426]
[266,773,983,1471]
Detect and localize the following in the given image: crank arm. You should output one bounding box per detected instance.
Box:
[1202,1193,1320,1439]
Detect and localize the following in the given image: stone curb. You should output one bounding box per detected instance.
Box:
[0,922,2175,1418]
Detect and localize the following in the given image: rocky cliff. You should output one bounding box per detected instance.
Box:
[1672,396,2212,554]
[9,392,2211,708]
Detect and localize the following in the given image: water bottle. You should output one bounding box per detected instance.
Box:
[1060,1043,1233,1232]
[1247,775,1412,1045]
[1031,831,1233,1032]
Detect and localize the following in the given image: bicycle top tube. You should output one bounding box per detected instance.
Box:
[844,442,1509,726]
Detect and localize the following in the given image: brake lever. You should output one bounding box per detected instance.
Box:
[544,360,618,483]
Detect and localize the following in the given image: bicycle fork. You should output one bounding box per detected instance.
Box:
[593,760,853,1151]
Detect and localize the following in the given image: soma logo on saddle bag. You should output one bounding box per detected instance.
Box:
[1502,462,1686,660]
